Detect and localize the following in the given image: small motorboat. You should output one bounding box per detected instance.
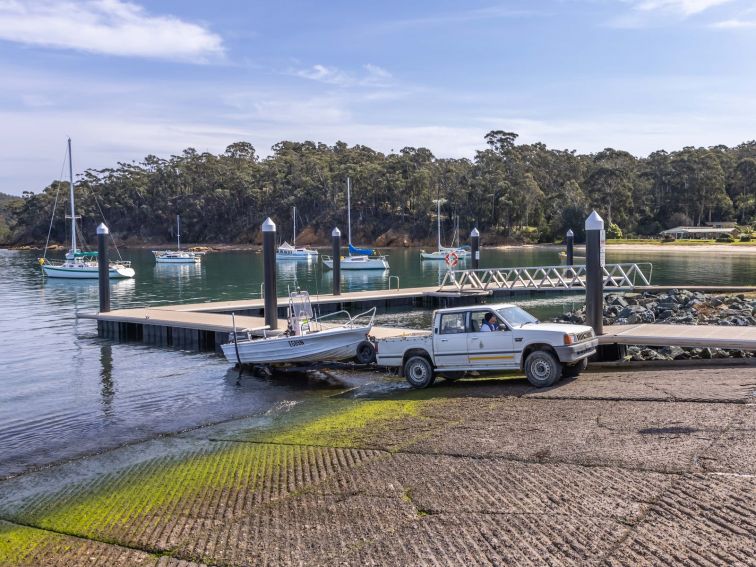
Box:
[222,291,376,366]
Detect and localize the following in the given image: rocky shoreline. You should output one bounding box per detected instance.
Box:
[557,289,756,361]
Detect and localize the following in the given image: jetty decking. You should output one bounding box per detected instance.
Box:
[600,323,756,350]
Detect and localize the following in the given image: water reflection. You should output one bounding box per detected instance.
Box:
[99,343,114,418]
[153,262,203,279]
[321,269,389,292]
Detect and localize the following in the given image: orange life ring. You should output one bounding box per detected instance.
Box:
[444,252,459,267]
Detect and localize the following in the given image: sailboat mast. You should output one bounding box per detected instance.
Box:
[176,214,181,250]
[347,177,352,245]
[68,138,77,253]
[292,206,296,246]
[437,199,441,250]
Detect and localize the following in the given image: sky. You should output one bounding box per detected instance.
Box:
[2,0,756,195]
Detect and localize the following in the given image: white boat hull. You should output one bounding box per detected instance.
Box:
[222,326,370,365]
[276,250,318,260]
[323,256,389,270]
[42,264,135,279]
[420,248,470,260]
[154,256,201,264]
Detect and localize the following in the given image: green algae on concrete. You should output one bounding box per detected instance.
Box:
[0,520,161,566]
[0,398,439,564]
[265,399,427,447]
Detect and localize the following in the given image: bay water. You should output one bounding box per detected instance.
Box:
[1,245,754,478]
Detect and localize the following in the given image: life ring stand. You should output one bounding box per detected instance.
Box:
[444,252,459,267]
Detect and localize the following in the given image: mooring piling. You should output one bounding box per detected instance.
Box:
[471,227,480,270]
[331,227,341,296]
[585,211,604,335]
[97,223,110,313]
[262,217,277,330]
[566,229,574,266]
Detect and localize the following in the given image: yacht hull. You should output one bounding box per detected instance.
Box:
[42,264,135,279]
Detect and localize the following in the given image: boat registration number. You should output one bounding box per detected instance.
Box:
[288,339,305,347]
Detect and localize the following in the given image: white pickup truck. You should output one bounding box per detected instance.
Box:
[375,303,598,388]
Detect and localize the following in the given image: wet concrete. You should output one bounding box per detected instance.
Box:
[0,366,754,566]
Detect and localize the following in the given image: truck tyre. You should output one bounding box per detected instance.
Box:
[562,358,587,378]
[355,341,376,364]
[524,350,561,388]
[404,356,435,388]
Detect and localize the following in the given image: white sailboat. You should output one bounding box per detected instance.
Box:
[322,178,389,270]
[38,139,135,279]
[277,206,318,259]
[420,200,470,260]
[153,215,203,263]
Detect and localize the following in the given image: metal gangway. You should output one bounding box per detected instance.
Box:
[438,263,653,293]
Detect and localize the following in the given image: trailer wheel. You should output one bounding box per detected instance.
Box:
[524,350,561,388]
[355,341,376,364]
[562,358,587,379]
[404,356,435,388]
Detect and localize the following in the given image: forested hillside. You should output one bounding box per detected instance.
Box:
[5,131,756,246]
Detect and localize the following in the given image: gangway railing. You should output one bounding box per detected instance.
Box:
[438,263,652,293]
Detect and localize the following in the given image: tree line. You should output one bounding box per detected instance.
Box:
[4,131,756,247]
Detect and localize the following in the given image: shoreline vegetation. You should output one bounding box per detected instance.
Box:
[10,240,756,254]
[3,131,756,249]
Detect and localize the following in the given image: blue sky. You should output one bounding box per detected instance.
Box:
[2,0,756,194]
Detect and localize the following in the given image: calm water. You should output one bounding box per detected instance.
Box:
[1,245,755,478]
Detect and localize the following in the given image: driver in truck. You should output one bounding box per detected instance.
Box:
[480,312,499,332]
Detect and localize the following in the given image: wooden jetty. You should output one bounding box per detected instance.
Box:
[600,323,756,350]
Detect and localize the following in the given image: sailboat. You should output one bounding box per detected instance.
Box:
[323,178,389,270]
[420,201,471,260]
[277,206,318,259]
[38,139,135,279]
[153,215,203,263]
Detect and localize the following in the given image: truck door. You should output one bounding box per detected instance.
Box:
[433,311,469,367]
[467,310,516,369]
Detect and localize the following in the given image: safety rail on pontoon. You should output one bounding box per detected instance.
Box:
[438,263,653,292]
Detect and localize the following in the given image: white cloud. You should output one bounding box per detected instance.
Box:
[291,63,393,88]
[711,17,756,26]
[0,0,223,62]
[633,0,734,16]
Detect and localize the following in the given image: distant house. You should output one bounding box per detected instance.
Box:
[705,221,737,229]
[660,226,739,239]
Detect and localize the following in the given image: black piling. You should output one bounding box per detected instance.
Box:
[331,227,341,296]
[585,211,604,335]
[470,227,480,270]
[97,223,110,313]
[262,217,278,330]
[566,228,574,266]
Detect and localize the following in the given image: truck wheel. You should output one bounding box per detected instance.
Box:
[355,341,376,364]
[525,350,561,388]
[562,358,587,378]
[404,356,435,388]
